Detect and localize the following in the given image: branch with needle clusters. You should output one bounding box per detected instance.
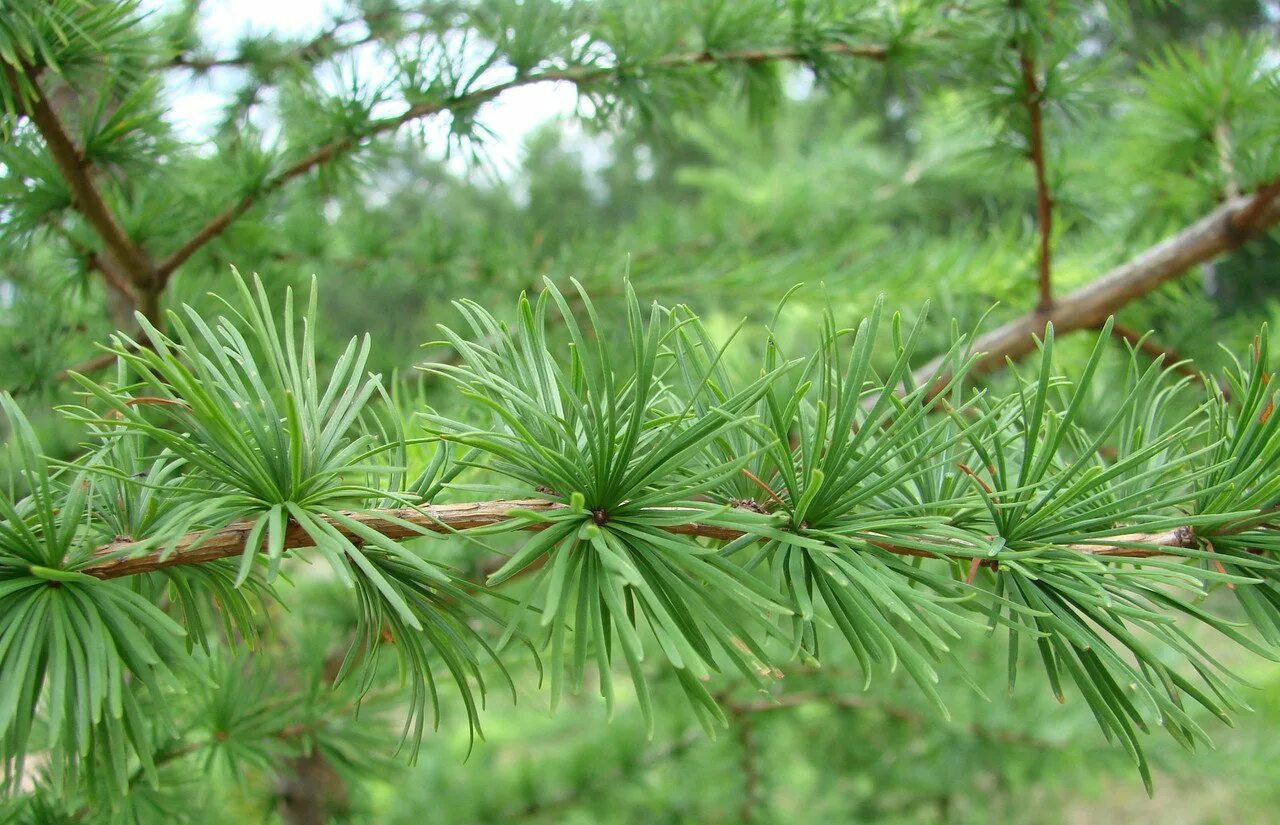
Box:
[1,63,161,322]
[7,274,1280,797]
[80,499,1198,581]
[7,15,894,386]
[166,10,388,72]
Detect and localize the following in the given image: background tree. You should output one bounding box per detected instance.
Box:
[2,1,1279,823]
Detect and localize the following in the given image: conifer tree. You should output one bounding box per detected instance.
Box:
[2,1,1279,822]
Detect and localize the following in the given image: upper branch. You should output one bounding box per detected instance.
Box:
[154,40,888,282]
[3,63,159,315]
[81,499,1196,581]
[167,13,377,72]
[915,177,1280,392]
[1015,25,1054,312]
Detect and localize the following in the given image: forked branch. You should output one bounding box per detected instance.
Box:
[1013,10,1055,312]
[915,178,1280,392]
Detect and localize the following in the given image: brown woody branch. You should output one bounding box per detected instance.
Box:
[915,177,1280,391]
[1015,25,1055,313]
[81,499,1198,581]
[154,40,888,283]
[1233,176,1280,229]
[53,350,121,383]
[166,6,438,76]
[3,63,161,322]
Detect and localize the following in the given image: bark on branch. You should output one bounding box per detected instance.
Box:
[81,499,1198,581]
[3,63,161,321]
[1015,31,1054,312]
[915,179,1280,391]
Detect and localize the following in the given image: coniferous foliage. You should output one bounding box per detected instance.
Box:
[3,0,1280,821]
[4,273,1280,812]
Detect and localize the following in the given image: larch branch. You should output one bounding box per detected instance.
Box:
[1232,176,1280,230]
[168,15,377,72]
[53,351,122,383]
[1016,30,1054,313]
[154,40,888,282]
[915,177,1280,392]
[81,499,1199,581]
[3,63,160,320]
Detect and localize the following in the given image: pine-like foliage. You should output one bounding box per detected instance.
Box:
[3,0,1280,821]
[3,272,1280,813]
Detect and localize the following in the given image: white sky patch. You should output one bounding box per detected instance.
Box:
[152,0,580,177]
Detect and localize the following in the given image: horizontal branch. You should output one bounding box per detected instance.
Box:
[82,499,1197,581]
[56,348,133,384]
[168,16,377,72]
[916,178,1280,390]
[154,40,887,282]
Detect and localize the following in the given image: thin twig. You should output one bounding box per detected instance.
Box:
[1014,15,1055,313]
[53,351,119,383]
[169,20,376,72]
[154,40,888,282]
[1213,122,1240,199]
